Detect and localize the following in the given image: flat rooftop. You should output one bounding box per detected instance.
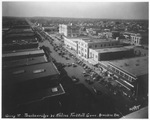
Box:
[3,48,39,54]
[82,38,118,43]
[3,55,47,68]
[8,84,65,107]
[65,36,89,39]
[92,46,134,53]
[3,62,59,85]
[65,36,117,43]
[3,49,44,58]
[108,56,148,77]
[5,33,35,38]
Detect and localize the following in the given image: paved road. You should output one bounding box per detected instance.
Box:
[39,40,124,116]
[38,31,145,117]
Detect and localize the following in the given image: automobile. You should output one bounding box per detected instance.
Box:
[82,71,86,74]
[85,79,94,84]
[71,76,79,82]
[83,73,90,77]
[92,87,103,95]
[61,63,66,67]
[85,78,90,83]
[65,57,69,60]
[66,63,71,67]
[72,63,77,67]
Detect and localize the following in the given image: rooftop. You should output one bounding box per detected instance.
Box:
[3,55,47,68]
[65,36,89,39]
[5,33,35,39]
[3,48,39,54]
[82,38,118,43]
[3,49,44,58]
[3,62,59,85]
[108,56,148,77]
[92,46,134,53]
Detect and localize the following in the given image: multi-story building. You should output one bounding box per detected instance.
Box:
[59,24,80,37]
[89,46,134,61]
[131,33,142,46]
[103,56,148,98]
[64,37,79,52]
[78,38,121,59]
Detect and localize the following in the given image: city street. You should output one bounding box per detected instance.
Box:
[39,38,124,117]
[35,29,147,117]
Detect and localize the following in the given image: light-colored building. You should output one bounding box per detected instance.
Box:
[59,24,67,36]
[78,38,121,59]
[64,37,79,52]
[131,33,142,46]
[105,56,148,97]
[98,32,112,38]
[59,24,80,37]
[89,46,134,62]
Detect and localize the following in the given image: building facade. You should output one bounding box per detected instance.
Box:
[59,24,80,37]
[78,38,121,59]
[131,33,142,46]
[89,46,134,61]
[105,56,148,98]
[64,37,78,52]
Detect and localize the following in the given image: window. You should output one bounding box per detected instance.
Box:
[95,55,98,58]
[128,77,132,82]
[120,72,124,76]
[132,78,136,82]
[85,49,86,52]
[13,70,25,75]
[33,69,45,74]
[112,67,115,71]
[116,69,119,73]
[95,45,97,48]
[52,87,58,92]
[124,74,129,79]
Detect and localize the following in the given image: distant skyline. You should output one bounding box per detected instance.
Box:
[2,2,149,20]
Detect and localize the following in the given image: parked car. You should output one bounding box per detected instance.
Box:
[66,62,71,67]
[71,76,79,82]
[72,63,77,67]
[85,79,94,84]
[92,87,103,95]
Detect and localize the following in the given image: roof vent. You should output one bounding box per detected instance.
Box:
[124,63,129,66]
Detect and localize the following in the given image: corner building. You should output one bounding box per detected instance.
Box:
[78,38,121,59]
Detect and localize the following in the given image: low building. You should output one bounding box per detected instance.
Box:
[43,26,58,33]
[3,62,65,107]
[78,37,121,59]
[3,62,60,87]
[3,54,48,69]
[134,46,148,56]
[89,46,134,61]
[105,56,148,98]
[3,38,39,51]
[3,49,45,61]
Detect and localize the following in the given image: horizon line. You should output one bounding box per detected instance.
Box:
[2,16,149,21]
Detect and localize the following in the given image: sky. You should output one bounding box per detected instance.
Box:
[2,1,149,20]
